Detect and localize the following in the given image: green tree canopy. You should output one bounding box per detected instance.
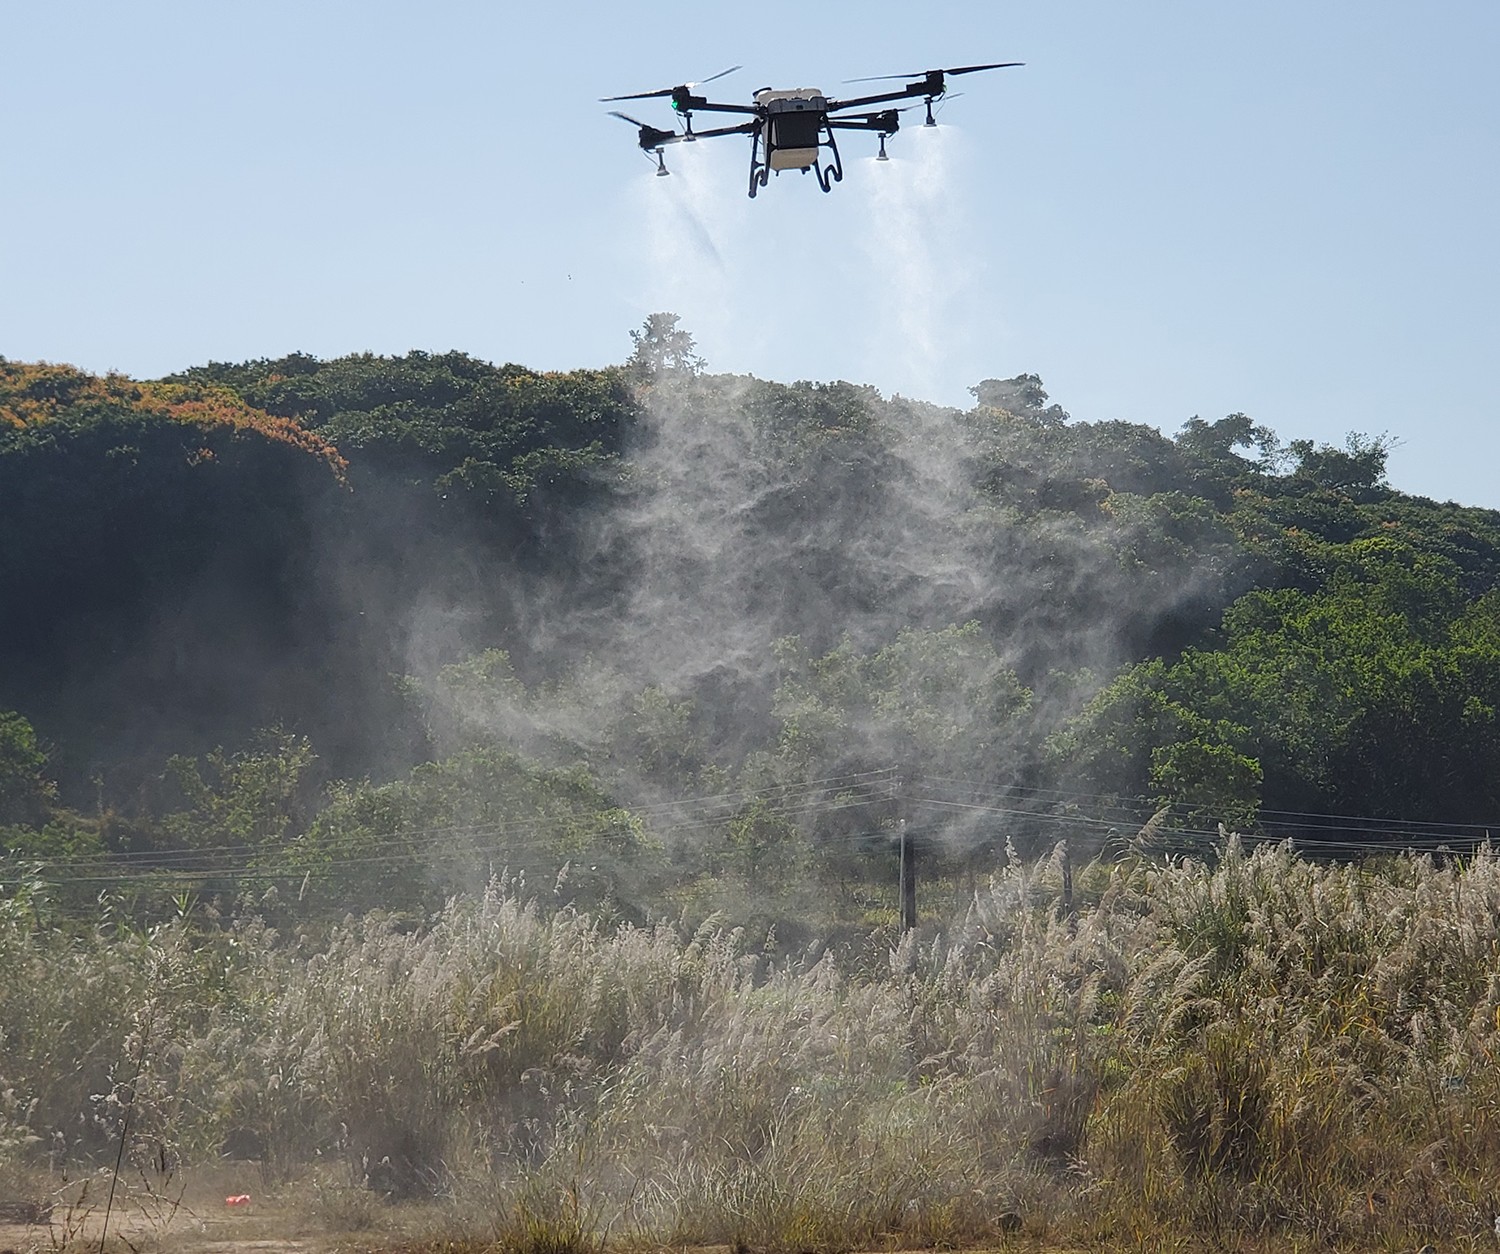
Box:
[627,312,705,378]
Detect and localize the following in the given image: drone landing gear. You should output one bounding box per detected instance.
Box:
[746,127,844,197]
[815,132,843,192]
[747,124,769,197]
[654,149,669,176]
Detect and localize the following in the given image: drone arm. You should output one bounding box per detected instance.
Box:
[826,85,931,113]
[827,115,900,133]
[681,100,761,117]
[689,121,760,139]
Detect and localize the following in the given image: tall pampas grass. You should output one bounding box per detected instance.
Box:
[8,845,1500,1246]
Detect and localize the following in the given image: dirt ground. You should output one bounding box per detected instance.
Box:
[0,1166,339,1254]
[0,1170,1165,1254]
[0,1190,1082,1254]
[0,1169,1456,1254]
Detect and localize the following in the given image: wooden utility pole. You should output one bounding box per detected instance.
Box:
[899,815,917,933]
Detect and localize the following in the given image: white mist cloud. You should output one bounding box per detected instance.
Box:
[421,118,1171,792]
[852,124,976,399]
[618,121,996,407]
[629,140,753,369]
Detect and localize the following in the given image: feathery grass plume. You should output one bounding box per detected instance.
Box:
[13,845,1500,1245]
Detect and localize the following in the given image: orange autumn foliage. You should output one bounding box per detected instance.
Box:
[0,359,348,481]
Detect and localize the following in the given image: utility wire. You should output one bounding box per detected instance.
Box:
[13,772,899,872]
[0,788,904,889]
[919,773,1500,837]
[9,762,1494,895]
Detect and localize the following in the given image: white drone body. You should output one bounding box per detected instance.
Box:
[753,89,829,172]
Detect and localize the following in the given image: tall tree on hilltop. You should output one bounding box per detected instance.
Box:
[628,313,705,379]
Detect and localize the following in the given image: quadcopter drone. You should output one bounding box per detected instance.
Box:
[602,61,1022,198]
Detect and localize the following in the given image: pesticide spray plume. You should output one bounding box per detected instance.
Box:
[629,138,747,366]
[856,124,970,398]
[402,112,1233,887]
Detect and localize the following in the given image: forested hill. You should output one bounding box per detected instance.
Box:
[5,332,1500,914]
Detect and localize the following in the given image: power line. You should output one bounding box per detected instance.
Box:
[11,771,899,874]
[9,761,1496,897]
[0,779,903,890]
[918,773,1500,837]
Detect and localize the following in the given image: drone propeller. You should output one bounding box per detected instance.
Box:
[946,61,1025,75]
[686,64,741,89]
[600,65,741,103]
[607,110,655,129]
[843,61,1022,85]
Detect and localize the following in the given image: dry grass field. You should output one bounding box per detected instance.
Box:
[7,840,1500,1252]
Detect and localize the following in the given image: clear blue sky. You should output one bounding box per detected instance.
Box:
[5,1,1497,505]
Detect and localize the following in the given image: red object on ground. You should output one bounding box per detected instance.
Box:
[225,1195,252,1207]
